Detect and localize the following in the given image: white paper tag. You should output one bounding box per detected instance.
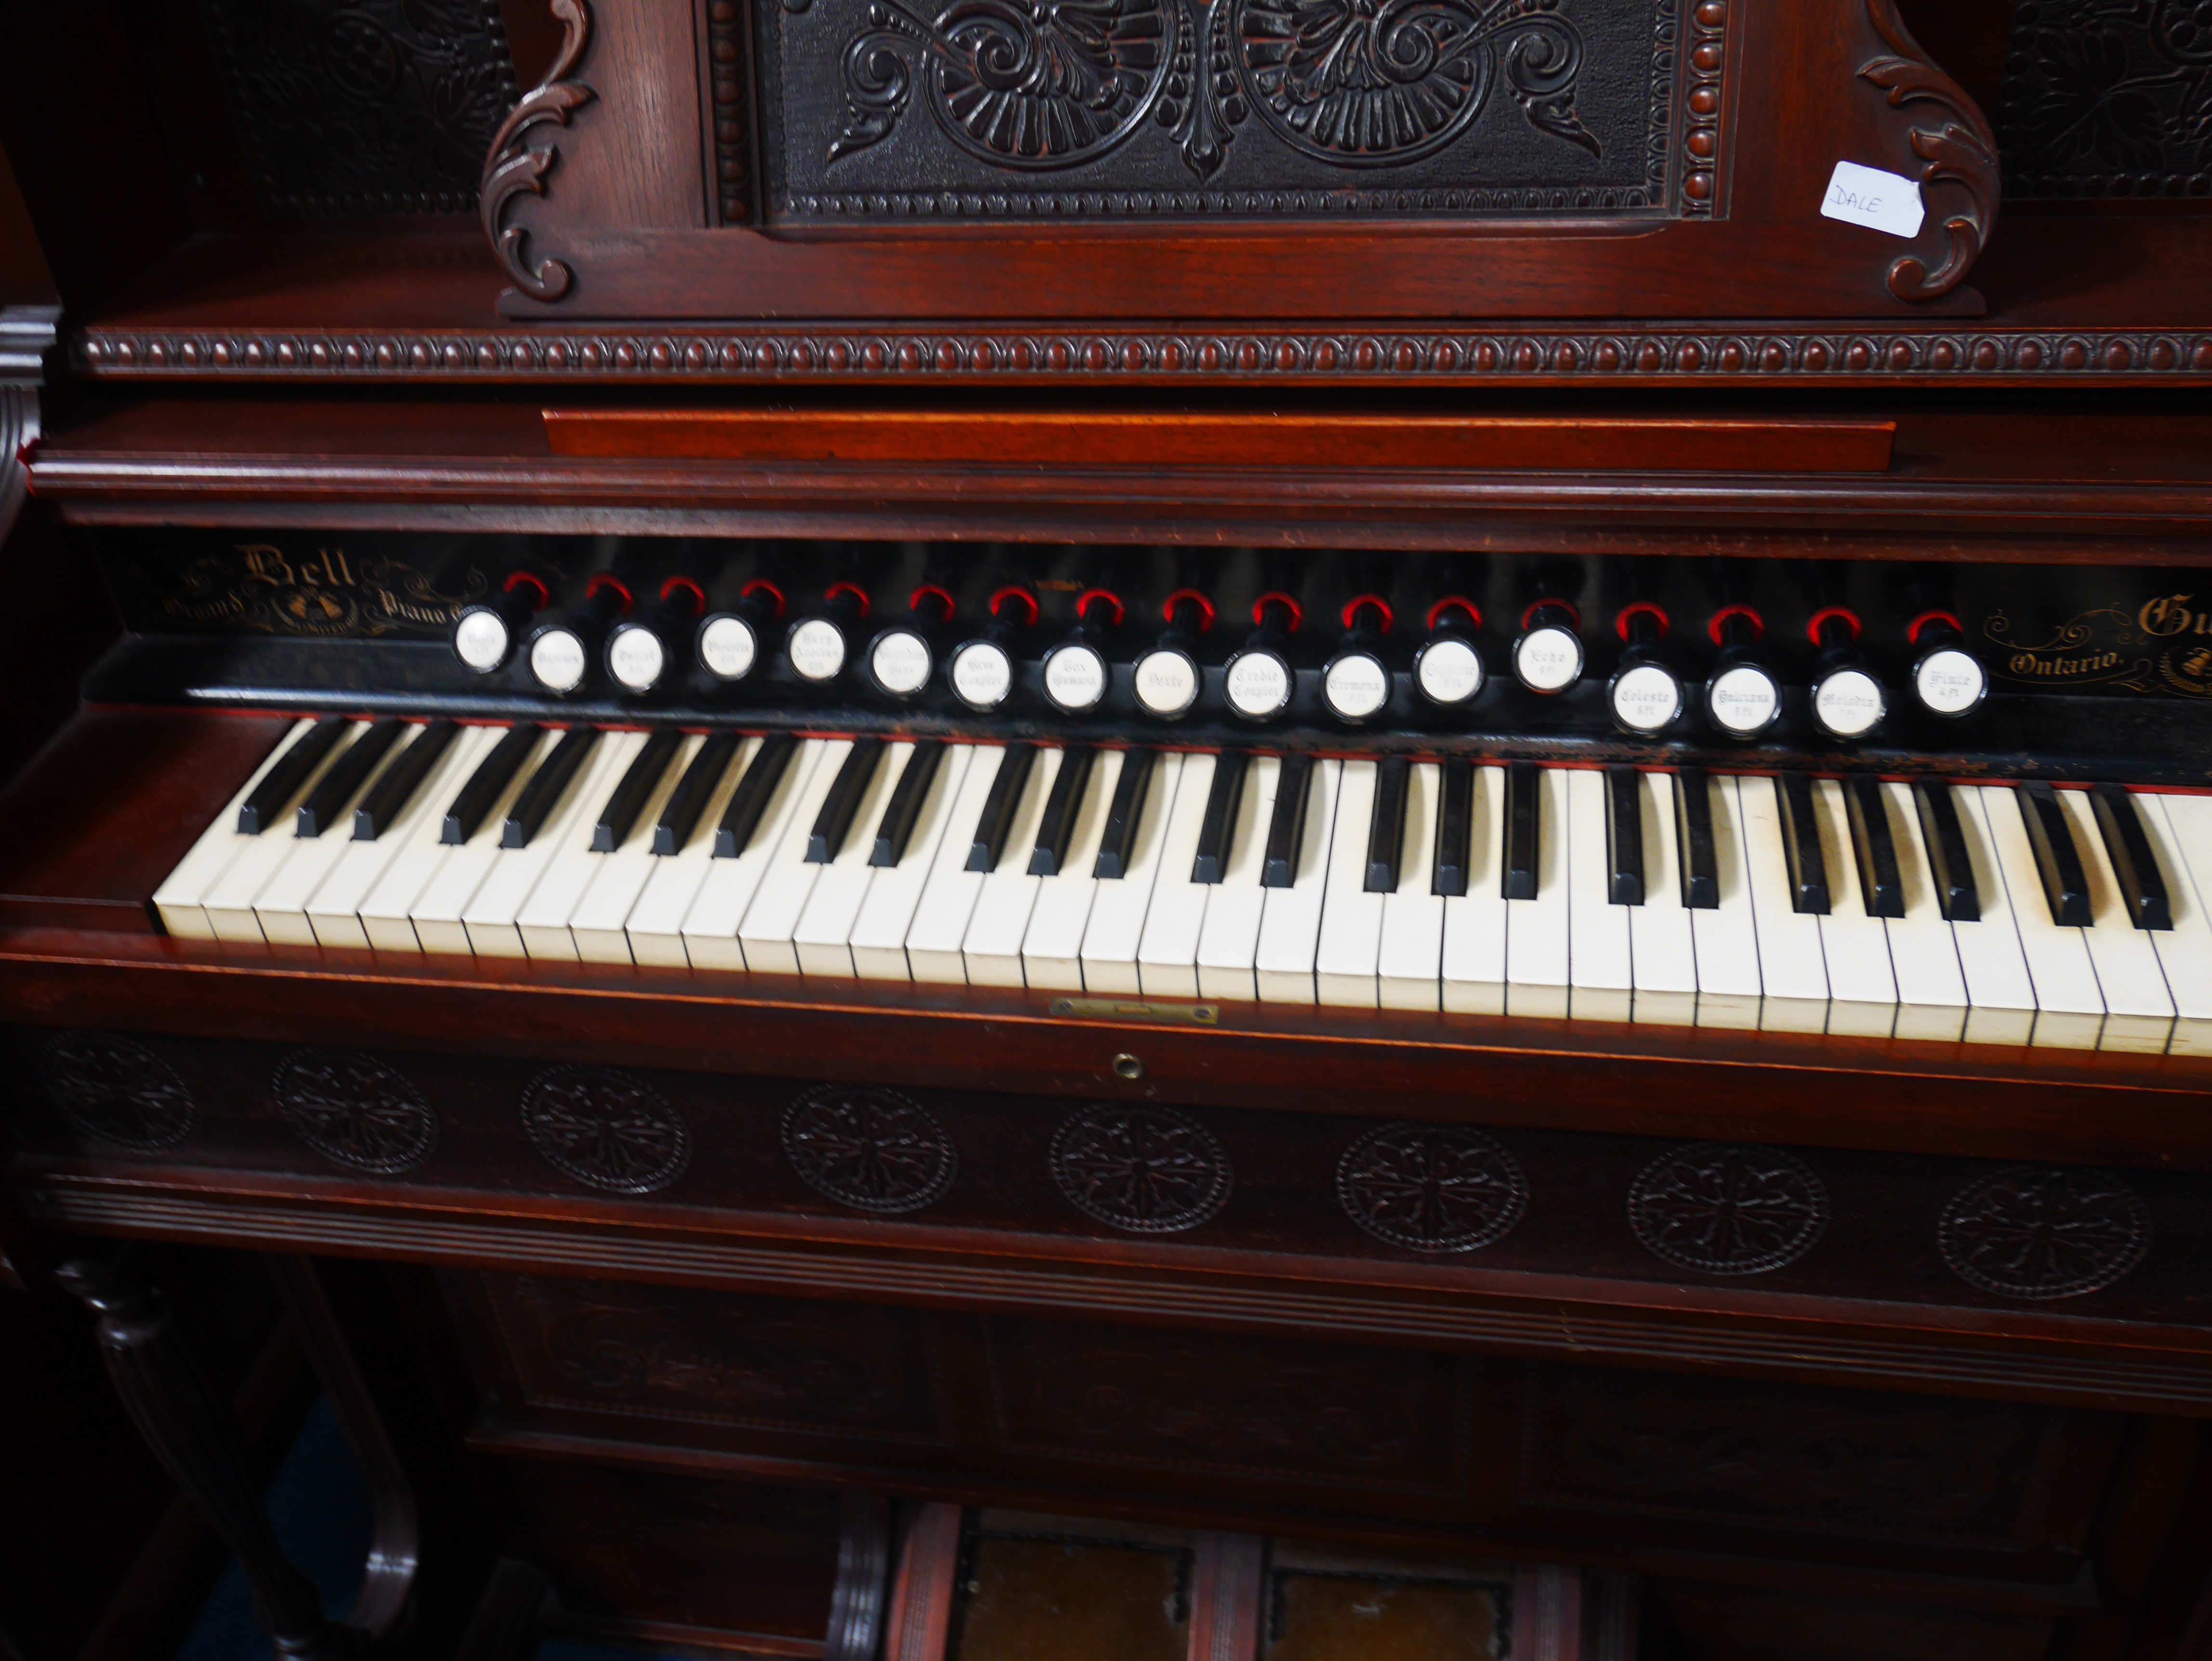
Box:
[1820,160,1924,239]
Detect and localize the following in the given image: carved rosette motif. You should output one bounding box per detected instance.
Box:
[1939,1165,2150,1300]
[1336,1123,1528,1252]
[1051,1105,1232,1232]
[79,325,2212,382]
[39,1032,198,1150]
[480,0,596,299]
[1628,1143,1828,1275]
[272,1049,438,1174]
[520,1067,690,1194]
[781,1085,957,1213]
[1858,0,2000,301]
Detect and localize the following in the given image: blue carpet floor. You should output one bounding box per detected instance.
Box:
[174,1396,676,1660]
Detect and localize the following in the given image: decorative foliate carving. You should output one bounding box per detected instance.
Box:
[519,1067,690,1194]
[1335,1123,1528,1252]
[1938,1165,2150,1299]
[202,0,522,217]
[1998,0,2212,199]
[481,0,596,300]
[1050,1105,1232,1232]
[40,1032,198,1150]
[1857,0,2001,301]
[781,1085,957,1213]
[1627,1143,1828,1275]
[272,1049,437,1174]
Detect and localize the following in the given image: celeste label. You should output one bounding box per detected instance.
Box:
[1610,663,1681,732]
[698,615,757,680]
[1515,626,1582,692]
[1043,645,1108,711]
[453,609,509,672]
[607,626,666,691]
[1134,648,1199,715]
[1813,668,1884,737]
[1415,637,1483,704]
[1915,648,1985,715]
[1324,654,1390,720]
[870,630,933,694]
[1224,651,1291,718]
[1708,664,1780,733]
[789,617,847,681]
[951,641,1013,708]
[529,628,588,693]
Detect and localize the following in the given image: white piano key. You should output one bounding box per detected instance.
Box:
[1377,761,1445,1012]
[570,732,705,964]
[1971,784,2104,1049]
[2055,787,2174,1054]
[199,722,372,944]
[1629,771,1698,1027]
[1566,767,1632,1022]
[1080,751,1184,997]
[1196,755,1280,1002]
[1877,780,1969,1043]
[1812,776,1898,1038]
[794,739,914,977]
[1690,772,1762,1029]
[1942,784,2038,1046]
[904,744,1010,985]
[1023,748,1123,991]
[469,731,637,960]
[1258,757,1343,1004]
[681,738,829,971]
[2146,791,2212,1055]
[963,744,1064,988]
[306,723,491,952]
[1737,773,1829,1032]
[625,735,758,968]
[153,719,319,939]
[252,725,421,947]
[851,743,976,981]
[1136,751,1219,1000]
[1504,765,1569,1019]
[1316,761,1384,1009]
[737,738,857,975]
[361,725,515,953]
[1441,764,1509,1015]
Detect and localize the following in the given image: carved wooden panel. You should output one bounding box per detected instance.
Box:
[1998,0,2212,200]
[756,0,1688,221]
[1519,1363,2070,1547]
[482,1273,950,1439]
[201,0,523,216]
[985,1317,1470,1492]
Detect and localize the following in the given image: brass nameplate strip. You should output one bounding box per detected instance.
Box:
[1050,997,1220,1027]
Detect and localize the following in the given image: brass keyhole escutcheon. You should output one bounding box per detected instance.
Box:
[1111,1054,1145,1081]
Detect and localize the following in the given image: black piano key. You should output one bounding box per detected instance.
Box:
[295,720,402,839]
[1192,751,1250,884]
[594,728,685,854]
[807,737,887,864]
[871,740,947,868]
[714,733,800,858]
[501,727,600,849]
[1028,745,1098,877]
[2017,782,2093,927]
[442,723,541,845]
[1263,753,1315,890]
[1092,747,1156,881]
[238,718,348,834]
[2093,785,2172,931]
[1674,768,1719,910]
[966,742,1037,873]
[1605,766,1644,907]
[1432,757,1473,898]
[1502,762,1540,901]
[1775,773,1830,915]
[1365,756,1410,894]
[1912,778,1980,923]
[654,731,741,856]
[1843,774,1905,919]
[354,719,458,842]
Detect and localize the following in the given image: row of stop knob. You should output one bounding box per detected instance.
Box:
[450,574,1990,739]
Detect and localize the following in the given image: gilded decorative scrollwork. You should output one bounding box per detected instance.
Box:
[481,0,596,300]
[520,1066,690,1194]
[40,1032,198,1151]
[1627,1142,1828,1275]
[1335,1123,1528,1252]
[274,1049,438,1174]
[1050,1104,1232,1232]
[1939,1165,2149,1299]
[781,1084,958,1213]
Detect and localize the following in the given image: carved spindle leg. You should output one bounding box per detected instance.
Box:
[55,1254,356,1661]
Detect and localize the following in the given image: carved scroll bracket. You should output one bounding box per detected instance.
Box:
[1858,0,1999,302]
[481,0,596,303]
